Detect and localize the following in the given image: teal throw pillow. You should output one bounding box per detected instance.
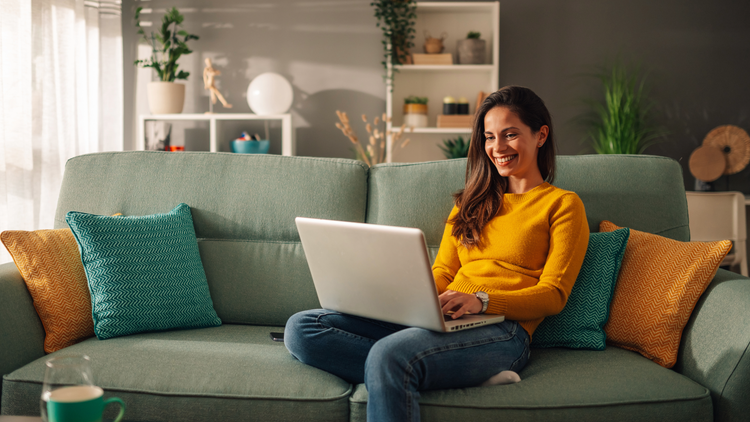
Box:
[66,203,221,340]
[532,228,629,350]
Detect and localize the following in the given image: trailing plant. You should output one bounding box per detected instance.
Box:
[581,61,665,154]
[134,7,199,82]
[467,31,481,39]
[439,136,470,159]
[404,95,428,105]
[371,0,417,86]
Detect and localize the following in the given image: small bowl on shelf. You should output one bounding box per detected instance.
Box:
[231,140,270,154]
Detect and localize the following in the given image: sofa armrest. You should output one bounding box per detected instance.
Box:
[0,262,45,404]
[676,268,750,422]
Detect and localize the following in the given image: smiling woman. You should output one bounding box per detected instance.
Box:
[484,106,549,193]
[284,86,590,422]
[451,86,558,249]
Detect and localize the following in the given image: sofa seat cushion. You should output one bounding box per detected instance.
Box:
[349,347,712,422]
[2,324,351,422]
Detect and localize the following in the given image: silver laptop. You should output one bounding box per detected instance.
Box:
[295,217,505,332]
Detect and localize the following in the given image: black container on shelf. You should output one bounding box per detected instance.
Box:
[443,103,457,115]
[457,103,469,115]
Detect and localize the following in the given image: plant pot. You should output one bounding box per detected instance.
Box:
[147,82,186,114]
[457,39,486,64]
[403,103,428,115]
[404,114,428,128]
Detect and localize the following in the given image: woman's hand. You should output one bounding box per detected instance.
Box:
[438,290,483,319]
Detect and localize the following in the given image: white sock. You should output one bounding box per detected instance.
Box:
[480,370,521,387]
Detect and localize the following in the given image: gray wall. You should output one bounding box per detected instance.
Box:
[123,0,750,191]
[498,0,750,191]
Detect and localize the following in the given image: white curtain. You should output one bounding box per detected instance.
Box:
[0,0,123,263]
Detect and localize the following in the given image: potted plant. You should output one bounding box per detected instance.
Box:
[581,61,665,154]
[134,7,199,114]
[371,0,417,87]
[403,96,428,128]
[457,31,486,64]
[439,136,470,159]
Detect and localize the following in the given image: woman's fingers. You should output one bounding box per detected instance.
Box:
[438,290,483,318]
[440,294,472,318]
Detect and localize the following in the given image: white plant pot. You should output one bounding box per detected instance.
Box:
[404,113,428,128]
[147,82,185,114]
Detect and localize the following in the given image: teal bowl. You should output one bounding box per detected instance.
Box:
[231,140,270,154]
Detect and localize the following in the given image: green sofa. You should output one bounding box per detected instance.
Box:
[1,151,749,422]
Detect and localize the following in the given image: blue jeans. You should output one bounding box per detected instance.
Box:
[284,309,530,422]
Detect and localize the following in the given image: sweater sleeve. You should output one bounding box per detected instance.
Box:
[431,205,461,294]
[449,193,589,320]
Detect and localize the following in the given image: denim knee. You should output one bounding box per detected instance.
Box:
[283,309,323,362]
[364,328,417,386]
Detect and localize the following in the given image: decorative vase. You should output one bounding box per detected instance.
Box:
[147,82,185,114]
[456,39,486,64]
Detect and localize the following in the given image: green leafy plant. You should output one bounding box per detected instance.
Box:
[467,31,481,39]
[404,96,428,105]
[371,0,417,86]
[582,61,665,154]
[134,7,199,82]
[439,136,470,159]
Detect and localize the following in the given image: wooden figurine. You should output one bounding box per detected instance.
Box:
[203,58,232,112]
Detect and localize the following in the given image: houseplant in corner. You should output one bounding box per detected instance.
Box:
[134,7,199,114]
[581,61,665,154]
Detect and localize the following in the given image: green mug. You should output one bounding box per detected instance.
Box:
[46,385,125,422]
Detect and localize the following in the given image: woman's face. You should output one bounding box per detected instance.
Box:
[483,106,548,189]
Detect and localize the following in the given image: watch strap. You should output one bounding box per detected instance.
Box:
[475,291,489,314]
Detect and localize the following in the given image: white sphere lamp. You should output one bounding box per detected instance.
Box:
[246,72,294,115]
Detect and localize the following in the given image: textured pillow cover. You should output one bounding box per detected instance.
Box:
[0,229,95,353]
[600,220,731,368]
[66,203,222,340]
[532,228,630,350]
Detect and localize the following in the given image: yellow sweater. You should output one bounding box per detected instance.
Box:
[432,182,589,337]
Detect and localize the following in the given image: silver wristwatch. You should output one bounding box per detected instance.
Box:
[475,291,489,314]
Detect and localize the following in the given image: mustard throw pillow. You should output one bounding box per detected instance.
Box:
[599,220,731,368]
[1,229,95,353]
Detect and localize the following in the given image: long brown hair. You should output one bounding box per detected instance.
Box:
[451,86,556,249]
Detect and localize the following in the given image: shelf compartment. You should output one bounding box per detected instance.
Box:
[389,127,473,134]
[394,64,494,71]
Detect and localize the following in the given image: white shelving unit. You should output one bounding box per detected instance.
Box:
[385,1,499,163]
[137,113,295,156]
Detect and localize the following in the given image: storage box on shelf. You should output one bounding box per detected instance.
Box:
[385,1,499,163]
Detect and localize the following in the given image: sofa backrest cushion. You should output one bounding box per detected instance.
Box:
[55,152,369,326]
[554,155,689,241]
[367,159,467,261]
[366,155,689,263]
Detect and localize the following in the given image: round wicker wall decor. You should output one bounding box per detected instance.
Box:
[702,125,750,175]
